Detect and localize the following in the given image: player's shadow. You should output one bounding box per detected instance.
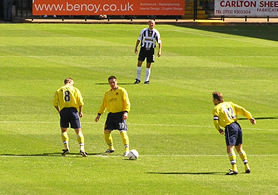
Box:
[96,83,134,85]
[238,116,278,120]
[180,26,278,42]
[146,172,223,175]
[0,152,102,157]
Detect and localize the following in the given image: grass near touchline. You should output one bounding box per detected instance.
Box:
[0,23,278,194]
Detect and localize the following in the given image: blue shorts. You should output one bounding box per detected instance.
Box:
[104,112,128,131]
[138,47,155,63]
[225,122,243,146]
[59,107,81,129]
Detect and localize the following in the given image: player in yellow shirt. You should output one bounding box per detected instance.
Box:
[95,76,131,156]
[53,77,87,157]
[212,91,256,175]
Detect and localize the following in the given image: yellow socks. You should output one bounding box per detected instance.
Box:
[77,132,85,151]
[228,149,250,173]
[104,131,114,150]
[62,131,86,153]
[228,152,238,172]
[61,132,69,150]
[120,131,129,152]
[239,149,250,171]
[104,131,129,152]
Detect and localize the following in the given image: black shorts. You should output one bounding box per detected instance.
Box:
[59,107,81,129]
[138,47,155,63]
[225,122,243,146]
[104,112,128,131]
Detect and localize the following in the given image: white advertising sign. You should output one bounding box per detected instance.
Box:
[215,0,278,16]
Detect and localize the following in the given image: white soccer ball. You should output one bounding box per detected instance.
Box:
[128,149,139,160]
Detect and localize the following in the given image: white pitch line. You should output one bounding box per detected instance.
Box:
[143,154,278,157]
[0,154,277,158]
[0,56,277,58]
[0,121,277,132]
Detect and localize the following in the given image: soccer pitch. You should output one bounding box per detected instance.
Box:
[0,23,278,194]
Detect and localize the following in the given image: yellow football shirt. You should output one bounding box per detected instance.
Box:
[53,85,84,111]
[98,86,130,114]
[213,101,252,131]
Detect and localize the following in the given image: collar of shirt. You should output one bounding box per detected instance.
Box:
[110,87,118,91]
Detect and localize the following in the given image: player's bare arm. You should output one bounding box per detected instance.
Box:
[95,114,100,122]
[250,118,256,125]
[123,112,128,120]
[219,129,224,135]
[135,40,140,54]
[54,106,60,113]
[158,43,162,57]
[79,106,83,118]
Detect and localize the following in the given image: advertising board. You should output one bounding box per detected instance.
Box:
[215,0,278,16]
[33,0,185,16]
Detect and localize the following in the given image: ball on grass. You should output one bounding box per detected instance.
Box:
[128,149,139,160]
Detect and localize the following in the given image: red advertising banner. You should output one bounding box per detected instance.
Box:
[32,0,185,16]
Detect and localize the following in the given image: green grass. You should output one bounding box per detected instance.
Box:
[0,23,278,194]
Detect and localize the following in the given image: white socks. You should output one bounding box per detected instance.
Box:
[136,67,142,80]
[136,67,151,82]
[145,68,151,82]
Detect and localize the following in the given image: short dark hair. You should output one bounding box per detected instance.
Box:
[64,77,73,84]
[212,91,224,102]
[108,75,117,81]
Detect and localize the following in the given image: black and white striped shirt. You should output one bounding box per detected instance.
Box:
[138,28,162,49]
